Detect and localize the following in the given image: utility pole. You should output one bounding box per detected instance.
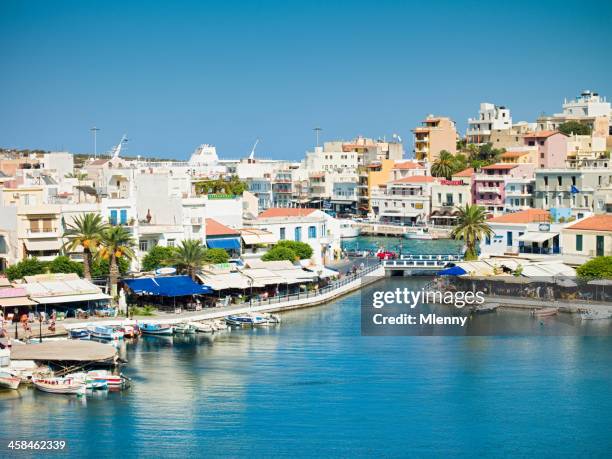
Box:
[313,127,322,148]
[90,126,100,158]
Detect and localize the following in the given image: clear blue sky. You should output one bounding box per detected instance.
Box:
[1,0,611,160]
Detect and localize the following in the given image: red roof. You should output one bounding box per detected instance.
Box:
[258,208,317,219]
[481,163,517,170]
[392,176,436,184]
[453,167,474,177]
[488,209,550,224]
[524,130,566,138]
[565,215,612,232]
[205,218,240,236]
[393,161,424,170]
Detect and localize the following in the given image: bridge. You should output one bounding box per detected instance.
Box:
[382,254,463,275]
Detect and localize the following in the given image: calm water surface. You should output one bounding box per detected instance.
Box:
[2,277,611,457]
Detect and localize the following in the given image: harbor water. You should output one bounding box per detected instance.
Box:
[1,275,611,457]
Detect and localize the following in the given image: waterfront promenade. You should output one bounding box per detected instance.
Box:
[60,263,385,331]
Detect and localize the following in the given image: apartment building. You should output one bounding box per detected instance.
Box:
[430,179,471,226]
[370,176,435,225]
[472,163,534,215]
[412,115,457,162]
[523,131,568,168]
[467,103,512,144]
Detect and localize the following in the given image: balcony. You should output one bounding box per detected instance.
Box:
[190,217,203,225]
[476,199,504,205]
[26,228,59,238]
[519,246,561,255]
[505,189,532,196]
[477,186,502,194]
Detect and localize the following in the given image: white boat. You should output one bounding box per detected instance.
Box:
[404,228,433,240]
[338,220,361,239]
[89,326,123,341]
[174,323,197,334]
[581,309,612,320]
[32,377,86,395]
[225,314,268,327]
[0,371,20,390]
[262,312,282,324]
[188,322,215,333]
[86,370,124,389]
[68,372,108,390]
[140,323,174,335]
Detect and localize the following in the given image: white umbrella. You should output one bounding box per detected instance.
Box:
[587,279,612,286]
[557,278,578,288]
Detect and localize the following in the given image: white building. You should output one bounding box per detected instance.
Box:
[370,176,435,225]
[467,103,512,144]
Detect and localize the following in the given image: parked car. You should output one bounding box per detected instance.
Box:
[376,251,397,260]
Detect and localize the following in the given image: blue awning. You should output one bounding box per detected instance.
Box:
[123,276,213,297]
[206,238,241,250]
[437,266,467,276]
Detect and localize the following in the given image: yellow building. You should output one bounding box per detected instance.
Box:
[412,115,457,162]
[561,214,612,259]
[357,159,395,216]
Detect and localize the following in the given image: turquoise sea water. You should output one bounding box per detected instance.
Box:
[1,279,611,458]
[341,235,464,255]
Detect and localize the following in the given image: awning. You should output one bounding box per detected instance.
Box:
[196,272,251,291]
[437,266,467,276]
[206,238,241,250]
[306,266,340,279]
[238,268,284,288]
[0,296,37,307]
[123,276,213,297]
[24,240,61,251]
[517,232,558,243]
[32,292,111,304]
[241,233,277,245]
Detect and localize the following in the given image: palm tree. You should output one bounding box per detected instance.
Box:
[431,151,454,179]
[63,213,107,280]
[98,226,135,302]
[165,239,207,280]
[451,204,493,261]
[64,171,88,181]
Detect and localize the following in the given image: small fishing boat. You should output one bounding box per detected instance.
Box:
[338,220,361,239]
[139,323,174,335]
[174,323,197,334]
[90,326,123,341]
[225,314,267,327]
[581,309,612,320]
[265,313,281,324]
[404,228,433,240]
[69,328,91,340]
[0,371,20,390]
[87,370,125,389]
[188,322,215,333]
[533,307,558,317]
[119,325,138,338]
[32,377,86,395]
[68,372,108,390]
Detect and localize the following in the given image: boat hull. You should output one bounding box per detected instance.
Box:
[0,376,20,390]
[140,325,174,335]
[33,379,86,395]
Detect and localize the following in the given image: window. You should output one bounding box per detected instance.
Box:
[110,210,118,225]
[294,227,302,242]
[139,240,149,252]
[280,227,286,240]
[540,153,544,159]
[485,236,491,245]
[544,177,548,186]
[572,176,576,186]
[507,231,513,246]
[167,239,175,248]
[576,235,583,252]
[308,226,317,239]
[459,194,463,203]
[557,176,562,186]
[120,209,127,225]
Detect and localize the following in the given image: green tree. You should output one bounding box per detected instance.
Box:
[48,256,84,276]
[98,226,135,302]
[450,204,493,261]
[62,213,107,280]
[262,246,298,262]
[203,248,230,264]
[90,257,130,278]
[275,240,313,259]
[450,153,468,175]
[431,151,454,179]
[194,176,247,196]
[576,256,612,279]
[141,246,177,272]
[558,121,591,136]
[4,258,48,281]
[165,239,207,280]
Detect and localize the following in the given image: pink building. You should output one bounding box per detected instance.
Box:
[472,163,535,215]
[523,131,568,168]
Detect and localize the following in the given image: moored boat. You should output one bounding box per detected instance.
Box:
[404,228,433,240]
[119,325,138,338]
[175,323,197,334]
[87,370,124,389]
[338,220,361,239]
[68,372,108,390]
[139,323,174,335]
[69,328,91,340]
[32,377,86,395]
[90,326,123,341]
[533,307,558,317]
[188,322,215,333]
[0,371,20,390]
[225,314,267,327]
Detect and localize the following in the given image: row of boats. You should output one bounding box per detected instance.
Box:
[69,313,282,340]
[0,369,128,394]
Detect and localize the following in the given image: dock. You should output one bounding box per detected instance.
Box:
[10,340,117,364]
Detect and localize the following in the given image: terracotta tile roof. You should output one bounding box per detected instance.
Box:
[481,163,517,170]
[205,218,240,236]
[453,168,474,177]
[258,208,317,218]
[488,209,550,224]
[565,215,612,232]
[392,176,437,184]
[524,130,566,138]
[393,161,424,170]
[501,151,529,158]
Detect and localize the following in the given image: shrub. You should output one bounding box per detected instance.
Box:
[141,246,177,272]
[576,256,612,280]
[203,248,230,264]
[275,240,313,259]
[262,246,298,262]
[4,258,48,281]
[48,256,84,276]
